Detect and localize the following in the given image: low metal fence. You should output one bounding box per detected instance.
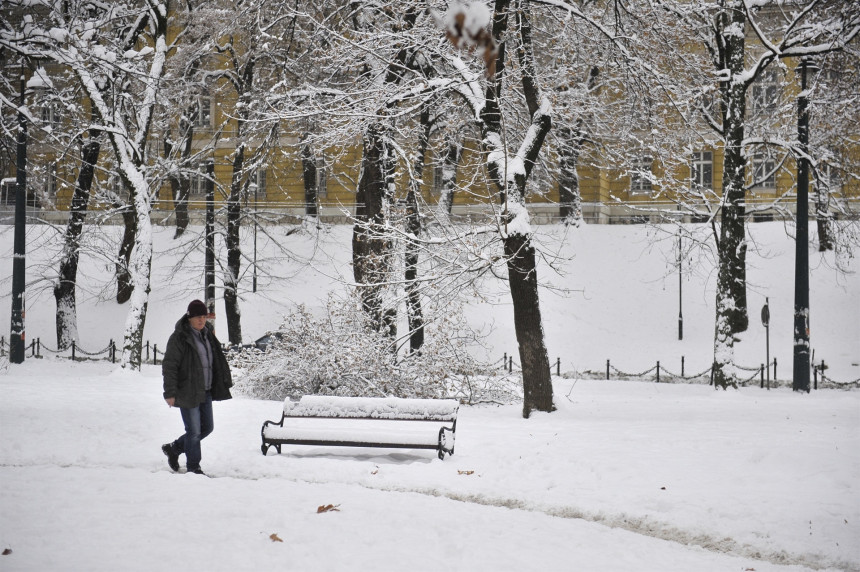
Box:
[501,352,860,390]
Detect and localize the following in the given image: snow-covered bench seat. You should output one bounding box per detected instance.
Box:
[260,395,458,460]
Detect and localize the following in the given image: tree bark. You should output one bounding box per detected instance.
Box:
[405,106,432,353]
[54,130,100,349]
[479,0,554,416]
[712,1,750,389]
[225,142,244,346]
[301,140,318,217]
[115,206,136,304]
[437,132,463,219]
[353,122,396,337]
[166,111,194,239]
[558,125,583,226]
[505,233,553,415]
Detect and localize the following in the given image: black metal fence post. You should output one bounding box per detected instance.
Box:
[556,357,560,377]
[681,355,685,377]
[154,344,159,365]
[71,341,76,361]
[606,359,610,380]
[656,361,660,383]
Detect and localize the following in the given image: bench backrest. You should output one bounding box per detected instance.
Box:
[283,395,458,421]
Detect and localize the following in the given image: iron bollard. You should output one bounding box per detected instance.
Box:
[606,359,610,381]
[508,356,513,373]
[503,352,507,370]
[681,355,685,377]
[656,361,660,383]
[556,357,561,377]
[71,341,76,361]
[773,357,777,382]
[154,344,159,365]
[760,364,764,388]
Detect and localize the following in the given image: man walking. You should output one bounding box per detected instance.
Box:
[161,300,233,475]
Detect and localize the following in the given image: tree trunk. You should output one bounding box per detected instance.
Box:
[558,67,596,226]
[437,132,463,220]
[478,0,554,416]
[712,1,750,389]
[166,113,194,239]
[119,199,152,368]
[405,107,432,354]
[353,122,396,337]
[816,210,833,252]
[54,131,100,349]
[302,140,319,218]
[505,233,554,416]
[224,143,244,346]
[116,206,136,304]
[558,126,583,226]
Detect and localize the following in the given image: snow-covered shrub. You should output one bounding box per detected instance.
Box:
[232,290,520,403]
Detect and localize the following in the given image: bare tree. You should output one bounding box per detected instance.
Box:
[1,0,172,368]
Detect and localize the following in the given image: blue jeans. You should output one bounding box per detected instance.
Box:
[173,392,213,471]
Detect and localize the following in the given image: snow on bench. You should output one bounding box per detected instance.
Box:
[261,395,459,460]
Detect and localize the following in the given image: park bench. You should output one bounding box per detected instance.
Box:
[260,395,459,460]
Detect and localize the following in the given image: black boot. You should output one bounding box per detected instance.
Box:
[161,443,180,472]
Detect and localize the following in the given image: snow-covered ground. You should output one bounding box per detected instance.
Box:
[1,361,858,571]
[1,220,858,571]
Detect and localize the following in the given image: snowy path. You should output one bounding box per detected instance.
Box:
[0,465,845,572]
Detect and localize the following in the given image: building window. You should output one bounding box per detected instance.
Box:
[316,156,328,198]
[750,68,779,115]
[432,164,444,194]
[1,178,15,206]
[691,151,713,191]
[751,153,776,189]
[190,165,207,195]
[630,155,653,194]
[40,102,61,130]
[194,94,212,128]
[45,164,57,197]
[253,167,267,199]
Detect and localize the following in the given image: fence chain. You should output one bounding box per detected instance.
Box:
[820,372,860,390]
[74,344,112,357]
[610,364,658,377]
[661,366,713,379]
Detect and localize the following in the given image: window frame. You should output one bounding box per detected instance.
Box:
[691,151,713,191]
[629,155,653,195]
[751,153,776,190]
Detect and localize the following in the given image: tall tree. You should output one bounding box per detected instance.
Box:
[444,0,554,416]
[649,0,860,387]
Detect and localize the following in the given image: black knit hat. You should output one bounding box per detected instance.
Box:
[187,299,208,318]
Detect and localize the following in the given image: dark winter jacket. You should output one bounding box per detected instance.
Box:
[162,317,233,408]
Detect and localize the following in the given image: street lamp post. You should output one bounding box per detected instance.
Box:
[9,74,27,364]
[678,225,683,341]
[793,58,813,393]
